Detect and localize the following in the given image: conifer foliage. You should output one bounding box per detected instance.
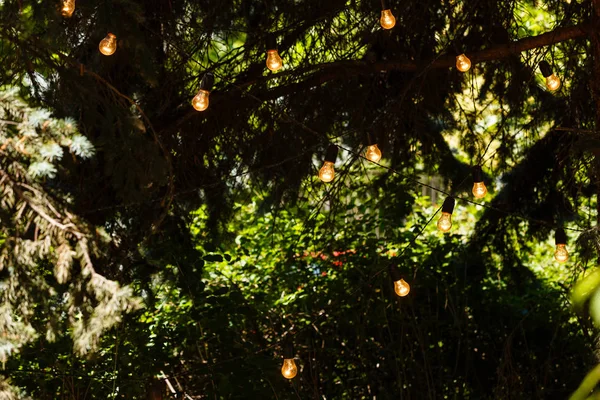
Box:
[0,88,138,381]
[1,0,600,398]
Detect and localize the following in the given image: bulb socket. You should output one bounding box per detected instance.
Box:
[381,0,391,10]
[555,228,567,246]
[472,166,483,184]
[441,196,455,214]
[266,35,278,52]
[366,132,377,146]
[199,73,215,92]
[324,144,338,163]
[283,340,294,359]
[539,61,553,78]
[389,264,402,282]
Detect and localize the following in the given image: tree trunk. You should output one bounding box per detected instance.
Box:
[146,379,164,400]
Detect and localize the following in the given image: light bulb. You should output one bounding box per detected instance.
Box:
[554,244,569,263]
[437,212,452,232]
[281,358,298,379]
[192,89,210,111]
[99,33,117,56]
[61,0,75,17]
[546,74,561,91]
[455,54,471,72]
[266,50,283,72]
[365,144,382,163]
[472,182,487,199]
[380,9,396,29]
[393,279,410,297]
[319,161,335,183]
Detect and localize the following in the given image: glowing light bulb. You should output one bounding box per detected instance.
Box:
[393,278,410,297]
[319,161,335,182]
[554,244,569,263]
[456,54,471,72]
[281,359,298,379]
[472,182,487,199]
[471,166,487,199]
[437,212,452,232]
[437,197,456,232]
[365,144,382,163]
[266,50,283,72]
[99,33,117,56]
[380,9,396,29]
[61,0,75,17]
[546,74,561,91]
[192,89,210,112]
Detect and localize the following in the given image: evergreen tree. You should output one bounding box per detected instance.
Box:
[0,0,600,398]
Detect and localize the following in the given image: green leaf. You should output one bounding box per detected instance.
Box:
[572,269,600,314]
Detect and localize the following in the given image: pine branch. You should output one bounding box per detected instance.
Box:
[255,22,591,95]
[168,22,590,133]
[308,22,590,74]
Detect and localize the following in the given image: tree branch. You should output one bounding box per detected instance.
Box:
[257,22,591,91]
[231,22,591,92]
[362,22,589,72]
[170,22,590,132]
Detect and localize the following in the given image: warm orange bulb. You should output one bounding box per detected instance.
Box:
[437,212,452,232]
[380,9,396,29]
[192,89,210,112]
[281,358,298,379]
[554,244,569,263]
[266,50,283,72]
[546,74,561,91]
[99,33,117,56]
[365,144,382,163]
[61,0,75,17]
[472,182,487,199]
[394,279,410,297]
[456,54,471,72]
[319,161,335,183]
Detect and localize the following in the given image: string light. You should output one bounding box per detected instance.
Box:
[365,133,382,163]
[192,73,215,112]
[389,265,410,297]
[554,228,569,263]
[471,166,487,199]
[380,0,396,29]
[455,54,471,72]
[319,144,338,183]
[281,341,298,379]
[266,35,283,72]
[61,0,75,17]
[45,6,591,378]
[539,61,561,91]
[437,197,455,233]
[99,33,117,56]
